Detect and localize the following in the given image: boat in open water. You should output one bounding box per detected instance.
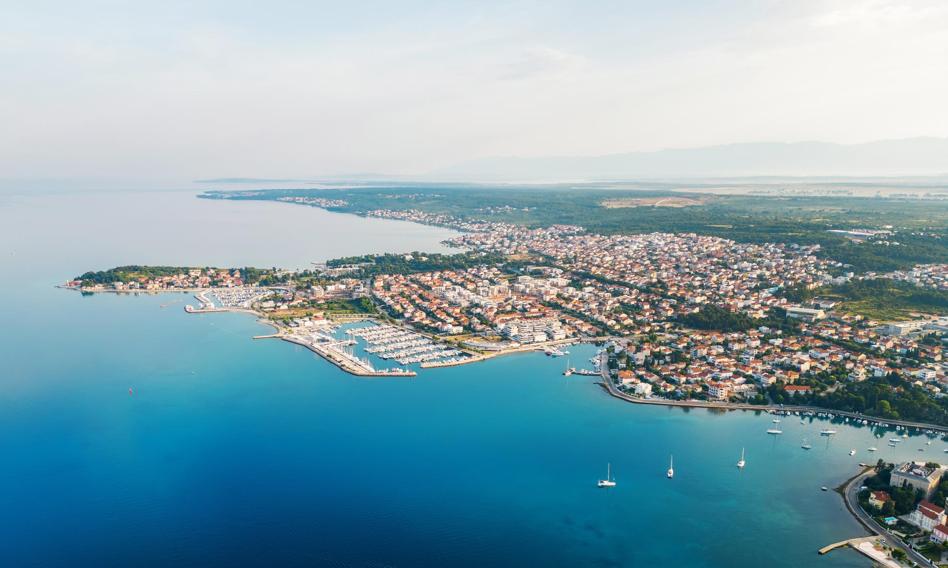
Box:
[597,463,616,488]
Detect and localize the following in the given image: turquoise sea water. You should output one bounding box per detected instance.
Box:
[0,190,929,567]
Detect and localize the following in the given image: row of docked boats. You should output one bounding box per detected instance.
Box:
[768,409,945,439]
[348,323,468,367]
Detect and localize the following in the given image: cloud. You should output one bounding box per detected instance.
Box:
[500,46,587,80]
[811,0,941,28]
[1,1,947,181]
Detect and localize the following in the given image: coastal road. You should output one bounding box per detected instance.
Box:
[843,468,931,567]
[594,351,948,435]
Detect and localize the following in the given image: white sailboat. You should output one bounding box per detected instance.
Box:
[801,438,812,450]
[666,455,674,479]
[597,463,616,488]
[737,448,746,469]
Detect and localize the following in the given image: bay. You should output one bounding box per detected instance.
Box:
[0,190,919,567]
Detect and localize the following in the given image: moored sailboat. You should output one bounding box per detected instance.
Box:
[597,463,616,488]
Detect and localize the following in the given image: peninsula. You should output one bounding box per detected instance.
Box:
[66,187,948,426]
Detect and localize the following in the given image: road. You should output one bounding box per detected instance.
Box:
[842,468,933,567]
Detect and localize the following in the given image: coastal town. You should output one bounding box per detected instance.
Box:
[67,205,947,425]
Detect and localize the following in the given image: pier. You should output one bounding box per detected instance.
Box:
[818,537,900,567]
[281,334,416,377]
[818,536,873,555]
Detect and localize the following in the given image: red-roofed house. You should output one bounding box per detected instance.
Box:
[909,500,946,531]
[869,491,891,510]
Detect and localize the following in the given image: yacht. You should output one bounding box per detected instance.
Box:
[597,463,616,488]
[666,455,674,479]
[737,448,746,469]
[820,429,837,436]
[767,428,783,435]
[889,438,902,443]
[868,447,877,452]
[849,449,856,456]
[801,438,812,450]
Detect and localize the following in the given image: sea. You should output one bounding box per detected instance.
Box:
[0,188,930,567]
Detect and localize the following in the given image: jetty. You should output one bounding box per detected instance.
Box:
[818,537,900,567]
[282,334,416,377]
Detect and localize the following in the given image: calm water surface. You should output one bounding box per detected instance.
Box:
[0,190,925,567]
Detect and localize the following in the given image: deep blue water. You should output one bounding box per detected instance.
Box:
[0,190,927,567]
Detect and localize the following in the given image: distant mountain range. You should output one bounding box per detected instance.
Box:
[435,137,948,181]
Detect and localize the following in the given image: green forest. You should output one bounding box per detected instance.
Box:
[77,265,200,284]
[680,305,800,333]
[769,374,948,427]
[326,251,506,278]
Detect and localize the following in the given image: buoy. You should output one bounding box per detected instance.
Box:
[129,387,134,396]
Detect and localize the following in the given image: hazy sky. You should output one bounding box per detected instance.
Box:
[2,0,948,182]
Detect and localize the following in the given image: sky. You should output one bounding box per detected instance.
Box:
[2,0,948,184]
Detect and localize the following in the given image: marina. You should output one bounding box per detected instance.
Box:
[280,321,416,377]
[185,287,276,312]
[347,323,471,367]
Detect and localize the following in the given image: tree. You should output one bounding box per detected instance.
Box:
[882,500,896,516]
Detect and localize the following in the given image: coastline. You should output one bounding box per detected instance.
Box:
[63,286,948,436]
[596,352,948,435]
[836,466,930,566]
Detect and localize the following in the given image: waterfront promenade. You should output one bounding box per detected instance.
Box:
[596,353,948,435]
